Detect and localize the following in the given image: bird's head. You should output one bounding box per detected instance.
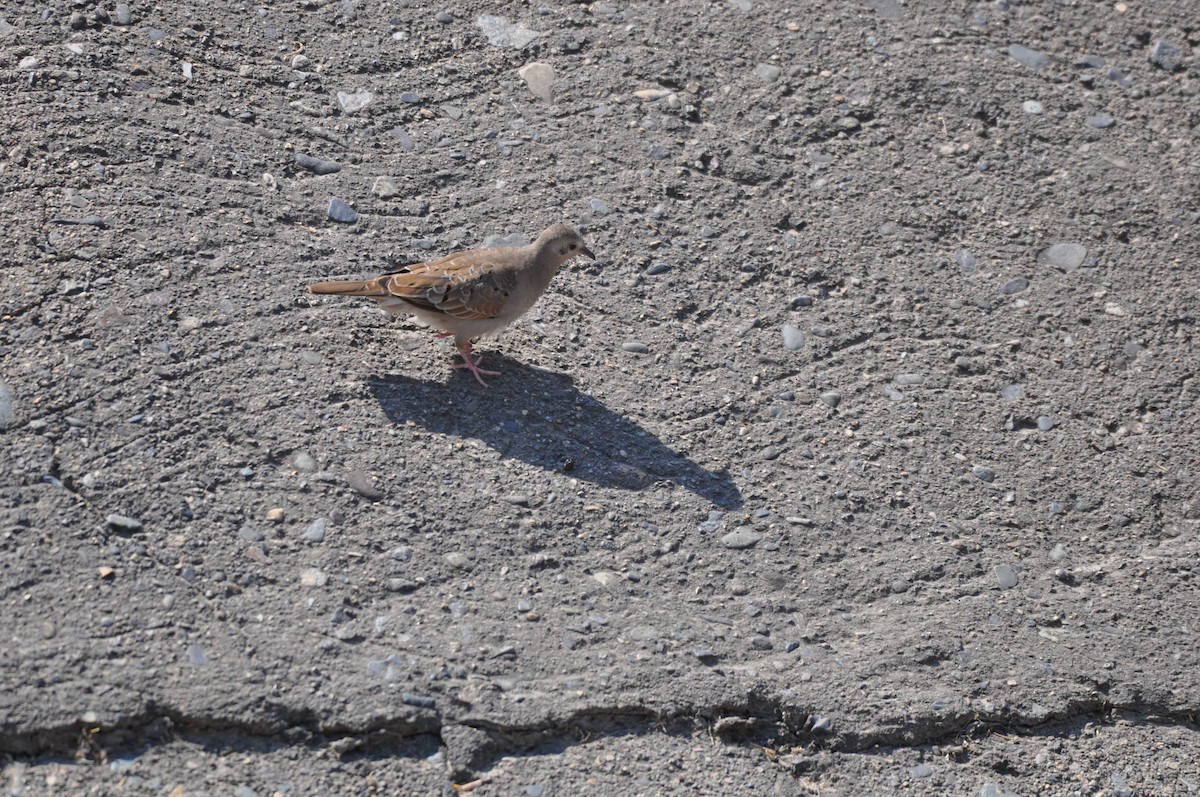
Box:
[538,223,596,263]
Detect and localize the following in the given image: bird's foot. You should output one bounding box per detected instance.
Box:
[451,350,502,387]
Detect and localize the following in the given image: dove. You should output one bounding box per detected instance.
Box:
[309,223,594,386]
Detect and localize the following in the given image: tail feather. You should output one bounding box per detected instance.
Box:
[308,278,386,297]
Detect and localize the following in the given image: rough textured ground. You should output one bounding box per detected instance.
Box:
[2,0,1198,793]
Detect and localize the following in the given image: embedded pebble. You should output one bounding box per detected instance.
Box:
[893,373,923,386]
[1021,100,1043,115]
[372,177,399,198]
[781,324,805,351]
[0,376,11,431]
[993,564,1019,589]
[1087,113,1115,129]
[400,91,420,104]
[518,62,555,103]
[883,386,905,401]
[589,198,610,215]
[621,341,650,354]
[435,10,453,24]
[296,154,340,175]
[337,90,374,113]
[721,527,762,549]
[302,518,327,542]
[300,567,328,587]
[1040,243,1087,272]
[393,128,416,150]
[1001,276,1029,294]
[645,262,671,275]
[754,63,781,83]
[502,493,530,506]
[1149,39,1182,71]
[971,465,996,483]
[956,249,978,275]
[186,645,209,666]
[114,3,132,24]
[346,470,383,499]
[266,508,285,523]
[477,14,540,48]
[328,199,358,224]
[238,526,264,543]
[999,384,1024,402]
[819,391,841,409]
[1107,67,1132,88]
[1008,44,1048,71]
[1037,415,1054,431]
[293,452,317,472]
[911,763,933,779]
[106,513,143,534]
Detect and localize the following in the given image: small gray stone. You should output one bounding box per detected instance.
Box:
[186,644,209,665]
[721,527,762,549]
[1021,100,1043,115]
[1041,243,1087,272]
[645,262,671,275]
[993,564,1018,589]
[1107,67,1132,88]
[621,341,650,354]
[999,384,1024,402]
[0,376,12,432]
[781,324,805,351]
[811,715,832,732]
[106,514,143,534]
[292,452,318,472]
[893,373,923,386]
[1087,113,1115,129]
[753,63,781,83]
[114,3,132,24]
[477,14,540,48]
[589,198,610,215]
[971,465,996,483]
[328,198,358,224]
[519,61,556,103]
[393,127,416,151]
[0,17,15,36]
[399,91,421,104]
[1036,415,1054,431]
[346,469,383,500]
[302,518,326,543]
[1001,276,1029,294]
[956,249,978,275]
[819,391,841,409]
[238,526,265,543]
[1009,43,1049,71]
[296,153,340,175]
[911,763,933,779]
[337,90,374,113]
[1149,39,1183,71]
[69,11,87,29]
[502,493,530,507]
[435,10,453,23]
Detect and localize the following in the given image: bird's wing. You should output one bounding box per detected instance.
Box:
[384,252,519,321]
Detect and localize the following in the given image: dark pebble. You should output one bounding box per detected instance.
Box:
[401,692,436,709]
[400,91,421,104]
[346,469,384,499]
[1001,276,1029,294]
[435,10,453,23]
[971,465,996,482]
[1009,43,1048,71]
[296,153,341,175]
[328,198,358,223]
[1149,39,1182,71]
[645,262,671,275]
[0,377,12,431]
[106,513,143,534]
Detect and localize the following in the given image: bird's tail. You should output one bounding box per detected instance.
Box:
[308,278,386,297]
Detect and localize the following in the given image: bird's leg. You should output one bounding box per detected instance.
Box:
[450,341,501,386]
[433,330,453,339]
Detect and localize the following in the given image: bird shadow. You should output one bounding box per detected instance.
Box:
[367,355,743,510]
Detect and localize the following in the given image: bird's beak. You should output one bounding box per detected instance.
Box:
[581,246,595,260]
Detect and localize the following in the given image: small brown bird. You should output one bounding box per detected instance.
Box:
[309,224,594,386]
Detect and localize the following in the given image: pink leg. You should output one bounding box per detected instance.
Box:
[450,341,502,387]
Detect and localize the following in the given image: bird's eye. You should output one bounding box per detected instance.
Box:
[569,243,577,250]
